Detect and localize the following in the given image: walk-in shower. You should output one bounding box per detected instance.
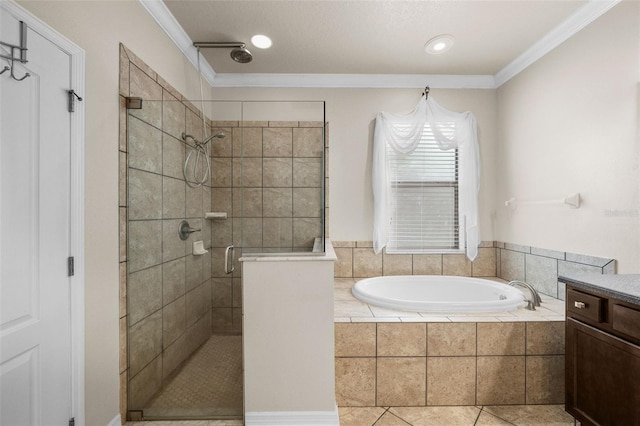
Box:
[124,98,326,421]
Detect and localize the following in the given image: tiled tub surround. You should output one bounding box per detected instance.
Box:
[334,279,566,409]
[120,45,217,413]
[334,241,615,300]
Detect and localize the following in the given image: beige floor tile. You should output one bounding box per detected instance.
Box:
[427,357,476,405]
[477,322,526,355]
[389,406,481,425]
[373,411,412,425]
[378,323,426,356]
[526,322,565,355]
[335,287,357,301]
[353,317,402,323]
[370,305,421,317]
[335,357,377,406]
[377,357,426,406]
[525,356,564,404]
[338,406,386,426]
[483,405,575,425]
[428,323,476,356]
[475,411,515,425]
[335,323,376,357]
[415,315,451,322]
[335,300,373,317]
[477,356,526,405]
[335,277,356,284]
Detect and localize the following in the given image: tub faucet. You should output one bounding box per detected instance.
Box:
[508,280,542,311]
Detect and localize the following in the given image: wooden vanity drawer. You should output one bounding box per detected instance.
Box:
[567,289,605,323]
[613,304,640,341]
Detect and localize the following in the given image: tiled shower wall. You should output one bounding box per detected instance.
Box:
[208,120,325,253]
[334,241,615,300]
[208,120,327,336]
[119,45,214,414]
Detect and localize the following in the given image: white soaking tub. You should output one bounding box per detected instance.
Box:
[352,275,525,312]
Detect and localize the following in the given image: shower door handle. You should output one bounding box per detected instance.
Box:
[225,244,235,274]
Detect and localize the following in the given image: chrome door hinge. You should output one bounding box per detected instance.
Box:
[69,417,75,426]
[68,256,75,277]
[68,90,83,112]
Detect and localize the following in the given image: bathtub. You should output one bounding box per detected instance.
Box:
[352,275,525,312]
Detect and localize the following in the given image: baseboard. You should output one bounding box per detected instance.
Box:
[107,414,121,426]
[245,405,340,425]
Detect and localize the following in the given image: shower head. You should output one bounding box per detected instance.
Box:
[182,132,225,146]
[230,46,253,63]
[193,41,253,64]
[201,132,226,145]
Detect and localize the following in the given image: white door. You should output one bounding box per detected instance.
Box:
[1,11,73,426]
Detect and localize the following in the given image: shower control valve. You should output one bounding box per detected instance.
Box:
[178,220,201,241]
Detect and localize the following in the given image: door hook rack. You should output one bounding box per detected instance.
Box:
[1,20,31,81]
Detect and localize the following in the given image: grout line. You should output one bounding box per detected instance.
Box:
[473,406,483,425]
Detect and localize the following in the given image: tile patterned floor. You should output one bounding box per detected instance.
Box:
[126,405,577,425]
[142,335,243,419]
[339,405,577,426]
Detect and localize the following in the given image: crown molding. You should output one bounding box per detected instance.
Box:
[211,73,496,89]
[494,0,621,87]
[138,0,216,87]
[140,0,620,90]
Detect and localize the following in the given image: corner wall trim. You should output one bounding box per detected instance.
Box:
[494,0,621,87]
[211,73,496,89]
[245,407,340,426]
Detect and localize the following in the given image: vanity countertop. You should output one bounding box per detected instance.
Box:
[558,274,640,306]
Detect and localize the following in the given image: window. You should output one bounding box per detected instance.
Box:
[386,122,463,253]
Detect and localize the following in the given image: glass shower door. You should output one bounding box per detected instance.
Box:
[125,99,243,420]
[124,98,326,421]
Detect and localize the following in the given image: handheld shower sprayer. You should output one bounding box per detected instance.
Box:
[181,132,225,188]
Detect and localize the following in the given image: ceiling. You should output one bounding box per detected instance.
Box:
[163,0,591,78]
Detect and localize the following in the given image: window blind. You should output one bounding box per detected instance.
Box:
[386,123,461,253]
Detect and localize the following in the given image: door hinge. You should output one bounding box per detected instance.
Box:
[69,417,75,426]
[68,256,75,277]
[67,90,83,112]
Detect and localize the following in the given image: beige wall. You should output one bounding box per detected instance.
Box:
[495,2,640,272]
[242,252,336,414]
[212,88,499,244]
[16,1,209,424]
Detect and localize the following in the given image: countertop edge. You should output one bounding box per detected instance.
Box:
[559,274,640,306]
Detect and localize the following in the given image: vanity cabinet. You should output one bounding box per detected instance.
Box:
[565,285,640,426]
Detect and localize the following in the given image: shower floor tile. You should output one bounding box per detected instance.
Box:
[143,334,243,420]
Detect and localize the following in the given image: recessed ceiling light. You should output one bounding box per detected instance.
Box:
[425,34,455,54]
[251,34,272,49]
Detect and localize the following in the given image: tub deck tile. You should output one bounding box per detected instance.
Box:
[352,317,401,323]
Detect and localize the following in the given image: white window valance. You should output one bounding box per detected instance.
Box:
[373,96,480,261]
